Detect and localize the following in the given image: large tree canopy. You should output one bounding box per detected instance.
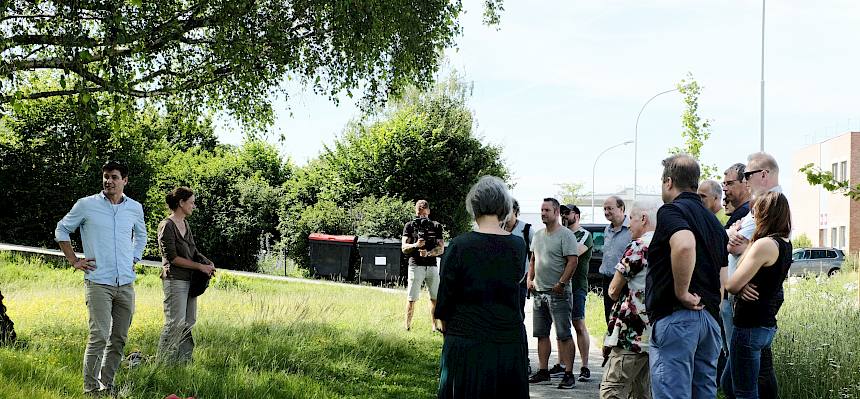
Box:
[1,0,502,125]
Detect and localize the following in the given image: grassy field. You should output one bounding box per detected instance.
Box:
[0,252,442,399]
[2,251,859,398]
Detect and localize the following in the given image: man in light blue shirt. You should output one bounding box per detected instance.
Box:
[56,160,147,395]
[599,195,631,325]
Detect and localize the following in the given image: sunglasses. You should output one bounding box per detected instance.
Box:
[743,169,765,180]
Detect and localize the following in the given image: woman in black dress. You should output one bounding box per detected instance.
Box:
[724,191,792,399]
[435,175,528,399]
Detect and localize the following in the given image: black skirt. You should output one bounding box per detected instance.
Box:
[437,334,528,399]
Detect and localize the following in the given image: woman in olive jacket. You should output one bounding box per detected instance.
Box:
[156,187,216,362]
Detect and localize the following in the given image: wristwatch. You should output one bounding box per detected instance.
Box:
[557,280,567,286]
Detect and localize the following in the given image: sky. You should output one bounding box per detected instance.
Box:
[216,0,860,218]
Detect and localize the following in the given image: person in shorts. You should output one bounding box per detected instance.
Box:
[402,200,445,331]
[560,204,593,382]
[527,198,579,390]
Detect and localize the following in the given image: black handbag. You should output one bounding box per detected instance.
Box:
[189,269,211,298]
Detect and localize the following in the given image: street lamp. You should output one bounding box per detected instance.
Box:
[592,140,634,223]
[634,88,679,201]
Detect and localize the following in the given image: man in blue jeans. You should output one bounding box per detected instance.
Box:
[646,154,728,398]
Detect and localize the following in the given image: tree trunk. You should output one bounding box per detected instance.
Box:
[0,290,16,345]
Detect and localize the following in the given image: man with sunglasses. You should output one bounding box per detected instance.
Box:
[722,163,751,229]
[722,152,783,399]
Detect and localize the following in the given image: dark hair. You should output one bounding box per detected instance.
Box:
[543,197,560,211]
[570,205,581,215]
[725,163,747,182]
[166,187,194,210]
[512,198,520,216]
[102,160,128,178]
[751,192,791,242]
[661,154,700,192]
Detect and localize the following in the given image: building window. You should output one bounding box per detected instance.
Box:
[833,163,839,180]
[839,226,846,249]
[831,227,838,248]
[840,161,848,183]
[819,229,826,247]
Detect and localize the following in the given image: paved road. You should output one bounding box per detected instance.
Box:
[525,296,605,398]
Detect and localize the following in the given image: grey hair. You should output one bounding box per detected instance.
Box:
[747,152,779,174]
[700,179,723,201]
[465,176,512,222]
[630,198,661,227]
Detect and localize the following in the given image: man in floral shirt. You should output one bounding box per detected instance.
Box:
[600,199,661,399]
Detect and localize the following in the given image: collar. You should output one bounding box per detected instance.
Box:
[609,215,630,232]
[639,230,655,244]
[676,191,702,203]
[99,191,127,204]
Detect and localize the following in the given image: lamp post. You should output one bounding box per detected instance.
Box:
[760,0,766,151]
[634,88,679,201]
[592,140,634,223]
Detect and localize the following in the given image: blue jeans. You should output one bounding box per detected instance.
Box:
[650,309,722,399]
[721,299,735,352]
[721,326,777,399]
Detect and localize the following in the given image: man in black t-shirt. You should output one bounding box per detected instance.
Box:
[646,154,728,399]
[402,200,445,331]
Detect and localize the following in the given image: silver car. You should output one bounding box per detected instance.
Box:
[790,247,844,276]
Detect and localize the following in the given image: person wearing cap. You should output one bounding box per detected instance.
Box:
[559,203,593,382]
[55,160,147,395]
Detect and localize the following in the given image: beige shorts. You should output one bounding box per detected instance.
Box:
[406,265,439,301]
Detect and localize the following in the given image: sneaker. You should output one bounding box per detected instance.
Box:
[548,363,566,378]
[528,369,550,384]
[578,366,591,382]
[558,372,576,389]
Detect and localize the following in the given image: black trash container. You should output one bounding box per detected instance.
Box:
[308,233,356,278]
[357,237,403,282]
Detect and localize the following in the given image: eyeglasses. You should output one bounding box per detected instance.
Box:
[743,169,765,180]
[721,179,739,187]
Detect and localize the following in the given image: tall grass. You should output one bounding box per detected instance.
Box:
[774,272,860,398]
[0,252,441,399]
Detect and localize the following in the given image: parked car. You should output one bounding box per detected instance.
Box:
[790,247,844,276]
[581,223,608,290]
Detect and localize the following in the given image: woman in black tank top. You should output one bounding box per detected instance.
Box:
[722,192,792,399]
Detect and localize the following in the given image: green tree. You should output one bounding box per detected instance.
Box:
[317,74,509,236]
[799,163,860,201]
[670,72,718,179]
[1,0,503,127]
[0,95,161,248]
[792,233,813,249]
[278,74,509,267]
[556,182,587,206]
[151,141,291,271]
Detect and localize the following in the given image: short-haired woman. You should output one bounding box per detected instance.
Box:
[723,192,792,399]
[157,187,216,362]
[435,176,528,398]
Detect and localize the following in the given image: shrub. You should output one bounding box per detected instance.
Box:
[792,233,813,249]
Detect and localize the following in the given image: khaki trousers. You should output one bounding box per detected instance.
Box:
[600,347,651,399]
[158,279,197,363]
[83,281,135,393]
